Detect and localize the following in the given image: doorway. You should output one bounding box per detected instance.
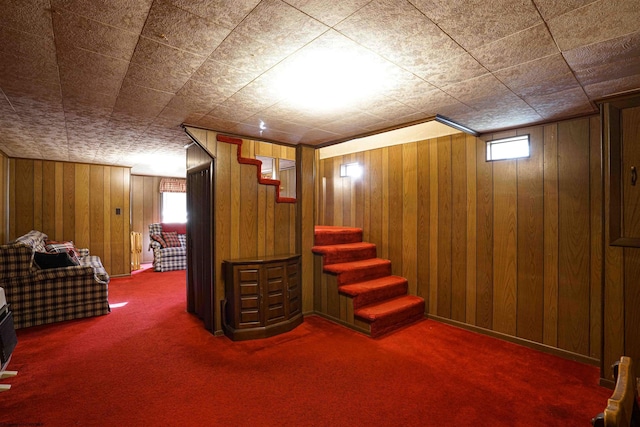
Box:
[186,161,215,332]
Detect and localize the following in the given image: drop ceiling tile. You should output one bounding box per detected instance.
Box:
[52,9,139,61]
[233,0,327,46]
[195,114,242,132]
[422,52,488,87]
[284,0,371,26]
[409,0,541,50]
[51,0,153,32]
[532,0,598,20]
[171,0,262,29]
[524,86,596,119]
[0,51,60,84]
[141,0,231,56]
[548,0,640,51]
[300,128,341,145]
[191,59,256,92]
[207,104,258,123]
[454,102,543,133]
[495,54,580,98]
[0,0,54,37]
[242,115,313,136]
[336,0,464,75]
[209,31,295,78]
[124,63,191,94]
[157,107,204,128]
[574,55,640,89]
[472,24,558,72]
[173,78,233,109]
[0,26,56,61]
[353,98,418,122]
[563,30,640,71]
[443,74,511,106]
[130,36,207,79]
[231,123,302,144]
[582,73,640,99]
[57,47,129,97]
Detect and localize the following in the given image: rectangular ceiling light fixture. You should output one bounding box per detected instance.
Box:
[435,114,479,136]
[486,135,530,161]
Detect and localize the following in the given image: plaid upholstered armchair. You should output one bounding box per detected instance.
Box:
[0,230,110,329]
[148,223,186,272]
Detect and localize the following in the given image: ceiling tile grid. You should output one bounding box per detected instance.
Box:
[0,0,638,176]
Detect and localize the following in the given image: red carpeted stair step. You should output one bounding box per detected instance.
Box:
[339,275,408,309]
[311,242,377,266]
[314,225,363,246]
[355,295,425,338]
[322,258,391,286]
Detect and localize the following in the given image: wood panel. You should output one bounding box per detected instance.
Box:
[543,124,559,347]
[388,145,403,277]
[516,127,544,342]
[557,119,591,355]
[475,138,493,329]
[492,140,517,336]
[437,136,452,318]
[0,153,7,244]
[402,142,418,295]
[8,159,131,276]
[465,134,477,325]
[416,139,430,305]
[451,134,467,322]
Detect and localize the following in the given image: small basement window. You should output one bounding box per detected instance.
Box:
[486,135,530,161]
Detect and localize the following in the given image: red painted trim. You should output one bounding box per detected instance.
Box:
[216,134,297,204]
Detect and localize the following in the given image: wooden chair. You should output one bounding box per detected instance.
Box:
[592,356,640,427]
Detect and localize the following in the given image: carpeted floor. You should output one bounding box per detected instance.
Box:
[0,269,611,426]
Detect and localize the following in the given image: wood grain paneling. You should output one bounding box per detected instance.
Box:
[557,119,591,355]
[451,134,467,322]
[0,152,7,244]
[492,142,517,336]
[317,115,602,362]
[476,138,493,330]
[437,136,452,318]
[9,159,131,276]
[516,127,544,342]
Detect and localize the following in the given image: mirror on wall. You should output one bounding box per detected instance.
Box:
[256,156,296,199]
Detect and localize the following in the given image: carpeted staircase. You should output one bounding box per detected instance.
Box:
[312,225,425,338]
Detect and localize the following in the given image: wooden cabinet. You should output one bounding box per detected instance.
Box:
[222,254,302,340]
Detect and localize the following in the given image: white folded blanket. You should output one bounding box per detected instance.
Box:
[0,287,6,309]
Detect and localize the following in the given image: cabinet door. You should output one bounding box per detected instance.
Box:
[286,259,301,318]
[264,263,286,325]
[622,105,640,239]
[235,266,261,328]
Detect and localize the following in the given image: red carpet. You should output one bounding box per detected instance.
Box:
[313,226,425,337]
[0,269,611,426]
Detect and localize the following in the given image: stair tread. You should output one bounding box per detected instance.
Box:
[314,226,363,246]
[323,258,391,274]
[339,275,407,296]
[355,295,424,320]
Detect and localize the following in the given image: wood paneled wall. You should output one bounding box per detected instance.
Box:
[318,116,602,362]
[8,158,131,276]
[130,175,162,264]
[186,128,298,333]
[0,151,7,244]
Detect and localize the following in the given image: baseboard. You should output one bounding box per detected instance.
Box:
[427,314,600,367]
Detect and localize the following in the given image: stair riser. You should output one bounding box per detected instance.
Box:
[358,303,425,338]
[347,282,408,309]
[335,264,391,286]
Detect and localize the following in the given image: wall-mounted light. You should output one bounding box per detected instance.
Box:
[340,162,362,179]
